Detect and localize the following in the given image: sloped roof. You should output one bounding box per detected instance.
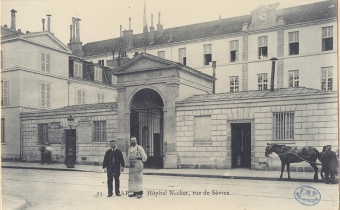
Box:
[177,87,335,103]
[51,102,117,112]
[83,0,337,57]
[1,26,24,37]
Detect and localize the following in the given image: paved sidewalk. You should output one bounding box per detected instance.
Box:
[2,195,29,210]
[2,161,317,181]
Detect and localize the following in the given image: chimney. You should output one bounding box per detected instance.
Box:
[10,9,17,30]
[69,25,72,42]
[4,24,7,28]
[42,19,45,31]
[157,12,163,37]
[120,25,122,37]
[47,14,51,32]
[76,18,81,42]
[269,57,278,91]
[149,14,155,44]
[72,17,76,42]
[123,18,133,49]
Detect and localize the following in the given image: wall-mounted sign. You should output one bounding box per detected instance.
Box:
[50,122,62,129]
[78,121,90,126]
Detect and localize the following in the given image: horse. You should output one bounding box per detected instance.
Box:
[265,143,320,181]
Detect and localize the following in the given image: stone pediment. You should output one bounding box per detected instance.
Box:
[249,3,280,30]
[22,33,71,53]
[114,53,176,75]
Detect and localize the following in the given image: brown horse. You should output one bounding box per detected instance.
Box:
[265,143,320,181]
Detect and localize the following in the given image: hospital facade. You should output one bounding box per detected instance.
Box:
[2,0,338,170]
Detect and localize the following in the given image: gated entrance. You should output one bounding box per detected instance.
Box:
[130,89,164,168]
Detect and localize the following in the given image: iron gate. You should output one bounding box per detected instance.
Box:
[130,108,164,168]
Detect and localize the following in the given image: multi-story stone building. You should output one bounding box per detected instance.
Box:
[1,11,117,159]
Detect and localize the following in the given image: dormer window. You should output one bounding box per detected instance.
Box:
[258,36,268,59]
[94,67,102,81]
[74,62,83,78]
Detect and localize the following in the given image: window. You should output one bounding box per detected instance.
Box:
[93,121,106,142]
[158,51,165,59]
[288,70,299,87]
[229,76,239,93]
[74,62,83,77]
[258,73,268,90]
[94,67,102,81]
[38,123,49,144]
[1,80,9,106]
[112,75,117,85]
[179,48,186,65]
[230,40,239,62]
[1,48,4,69]
[98,93,104,103]
[289,32,299,55]
[1,118,4,143]
[322,26,333,51]
[76,89,85,105]
[321,67,333,90]
[203,44,212,65]
[40,82,51,108]
[273,112,294,140]
[194,116,211,141]
[98,60,104,66]
[258,36,268,59]
[41,52,50,73]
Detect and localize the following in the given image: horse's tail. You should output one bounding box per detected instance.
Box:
[315,148,322,162]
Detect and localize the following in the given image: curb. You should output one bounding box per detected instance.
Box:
[2,165,322,183]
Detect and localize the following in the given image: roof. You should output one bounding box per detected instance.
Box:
[83,0,337,57]
[177,87,336,103]
[1,26,24,37]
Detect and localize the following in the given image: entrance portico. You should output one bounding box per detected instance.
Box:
[113,53,213,168]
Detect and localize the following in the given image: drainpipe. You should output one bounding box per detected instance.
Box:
[269,57,278,91]
[212,61,216,94]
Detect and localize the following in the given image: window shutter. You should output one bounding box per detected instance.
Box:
[38,124,43,143]
[98,93,100,103]
[3,80,8,106]
[1,48,4,69]
[328,26,333,37]
[41,83,45,107]
[41,53,45,72]
[99,69,102,81]
[74,63,78,76]
[46,83,50,107]
[80,64,83,78]
[77,90,81,104]
[82,90,85,104]
[46,53,50,73]
[101,94,104,103]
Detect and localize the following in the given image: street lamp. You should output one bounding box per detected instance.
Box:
[67,115,74,130]
[66,115,75,168]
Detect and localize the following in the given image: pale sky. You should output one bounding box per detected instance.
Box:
[1,0,325,46]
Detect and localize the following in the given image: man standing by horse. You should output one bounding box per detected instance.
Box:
[128,136,147,199]
[320,145,338,184]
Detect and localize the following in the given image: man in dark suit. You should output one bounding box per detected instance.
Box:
[103,140,125,197]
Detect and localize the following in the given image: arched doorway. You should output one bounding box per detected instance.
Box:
[130,88,164,168]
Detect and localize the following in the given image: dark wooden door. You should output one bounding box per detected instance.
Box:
[231,123,251,168]
[65,129,76,164]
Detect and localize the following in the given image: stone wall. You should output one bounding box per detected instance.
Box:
[176,93,338,171]
[21,108,118,165]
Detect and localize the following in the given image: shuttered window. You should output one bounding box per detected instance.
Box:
[98,93,104,103]
[38,123,49,143]
[77,89,85,105]
[40,82,51,108]
[1,80,9,106]
[94,67,102,81]
[74,62,83,77]
[41,52,51,73]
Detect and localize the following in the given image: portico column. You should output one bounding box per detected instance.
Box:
[117,86,129,165]
[163,82,179,168]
